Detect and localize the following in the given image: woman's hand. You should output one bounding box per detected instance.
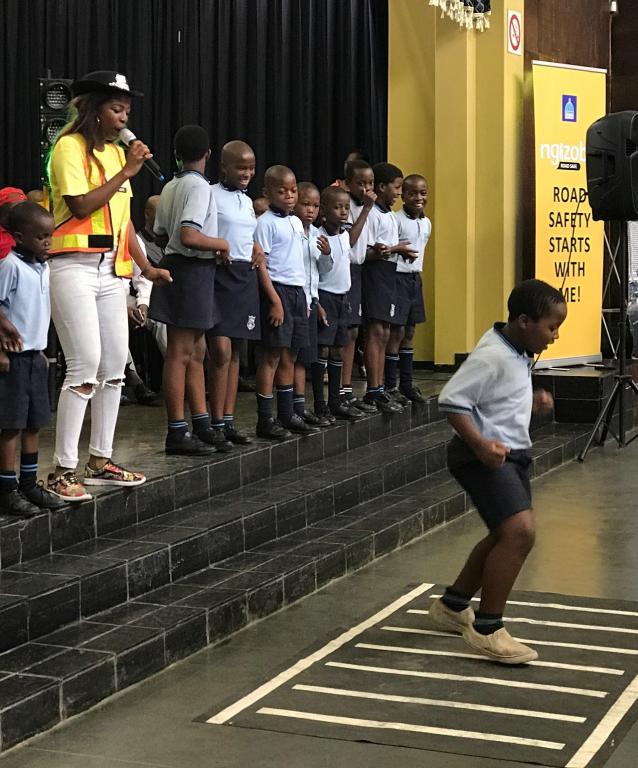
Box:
[123,141,152,179]
[129,304,148,327]
[141,265,172,285]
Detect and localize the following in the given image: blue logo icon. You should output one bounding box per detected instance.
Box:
[562,95,577,122]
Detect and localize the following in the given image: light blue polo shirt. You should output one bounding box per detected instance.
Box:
[211,183,256,263]
[317,228,351,295]
[254,207,305,287]
[367,203,399,264]
[395,208,432,274]
[0,251,50,351]
[438,325,534,450]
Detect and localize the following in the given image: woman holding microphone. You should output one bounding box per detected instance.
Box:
[47,71,170,501]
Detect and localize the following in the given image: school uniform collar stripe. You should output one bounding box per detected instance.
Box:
[220,183,248,194]
[175,170,208,181]
[374,202,391,214]
[493,322,530,358]
[403,206,425,220]
[269,205,290,218]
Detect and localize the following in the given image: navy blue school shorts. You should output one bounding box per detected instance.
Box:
[208,261,261,341]
[0,351,50,431]
[447,435,532,531]
[260,282,309,350]
[149,253,217,330]
[296,300,318,368]
[395,272,426,326]
[345,263,363,327]
[362,259,399,324]
[317,290,349,348]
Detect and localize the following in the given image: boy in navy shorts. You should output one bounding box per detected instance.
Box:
[0,202,66,516]
[431,279,567,665]
[362,162,416,413]
[312,187,364,421]
[254,165,310,439]
[293,182,333,428]
[341,160,376,413]
[384,174,431,404]
[150,125,231,455]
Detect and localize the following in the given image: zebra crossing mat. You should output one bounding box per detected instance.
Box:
[203,584,638,766]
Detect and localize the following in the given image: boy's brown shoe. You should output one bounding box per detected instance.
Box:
[428,597,475,634]
[463,625,538,665]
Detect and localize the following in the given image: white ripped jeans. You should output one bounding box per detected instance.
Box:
[49,251,128,469]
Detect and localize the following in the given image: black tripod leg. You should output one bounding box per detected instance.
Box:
[599,381,621,445]
[578,380,621,461]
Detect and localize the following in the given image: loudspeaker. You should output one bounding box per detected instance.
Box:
[39,78,72,185]
[586,110,638,221]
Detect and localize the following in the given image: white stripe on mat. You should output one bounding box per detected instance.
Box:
[256,707,566,750]
[326,661,607,697]
[428,595,638,619]
[408,610,638,636]
[206,582,434,724]
[566,673,638,767]
[292,683,586,723]
[382,625,638,656]
[355,642,624,675]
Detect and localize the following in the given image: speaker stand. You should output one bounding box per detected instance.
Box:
[578,222,638,461]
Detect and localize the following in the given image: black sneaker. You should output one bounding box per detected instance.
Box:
[280,413,321,434]
[386,387,411,407]
[0,489,41,518]
[224,425,253,445]
[314,404,336,425]
[329,402,364,421]
[400,384,427,403]
[133,382,161,406]
[302,409,331,428]
[344,393,377,414]
[195,426,233,453]
[363,392,402,414]
[256,418,292,441]
[165,431,217,456]
[21,482,67,509]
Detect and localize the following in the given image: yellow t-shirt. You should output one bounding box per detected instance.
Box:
[49,133,132,241]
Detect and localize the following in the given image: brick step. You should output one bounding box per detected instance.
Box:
[0,399,439,570]
[0,421,591,753]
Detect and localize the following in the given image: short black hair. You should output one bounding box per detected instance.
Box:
[507,279,566,321]
[7,201,53,234]
[345,159,372,182]
[373,162,403,187]
[403,173,427,187]
[264,165,296,188]
[297,181,319,197]
[174,125,210,162]
[321,185,349,207]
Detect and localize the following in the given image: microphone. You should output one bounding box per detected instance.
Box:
[118,128,165,182]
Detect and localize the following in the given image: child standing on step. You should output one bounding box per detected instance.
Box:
[430,279,566,665]
[0,202,66,516]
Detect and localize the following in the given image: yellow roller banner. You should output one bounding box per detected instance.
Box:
[533,61,606,366]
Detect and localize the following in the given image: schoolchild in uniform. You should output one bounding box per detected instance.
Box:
[311,186,364,421]
[341,160,376,413]
[384,174,432,403]
[150,125,231,455]
[0,202,65,516]
[292,182,333,427]
[431,279,566,665]
[362,162,416,413]
[208,140,265,446]
[253,165,310,439]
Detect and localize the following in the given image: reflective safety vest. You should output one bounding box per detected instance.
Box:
[50,154,134,278]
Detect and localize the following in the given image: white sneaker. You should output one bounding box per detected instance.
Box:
[463,625,538,665]
[428,597,475,634]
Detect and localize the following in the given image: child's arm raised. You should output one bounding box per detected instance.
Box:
[349,190,376,247]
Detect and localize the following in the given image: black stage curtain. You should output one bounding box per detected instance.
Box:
[0,0,388,222]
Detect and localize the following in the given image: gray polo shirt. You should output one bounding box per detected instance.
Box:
[154,171,218,259]
[438,325,534,450]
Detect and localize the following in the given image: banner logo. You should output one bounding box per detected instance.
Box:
[562,95,577,122]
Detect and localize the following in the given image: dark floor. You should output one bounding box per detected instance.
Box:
[2,413,638,765]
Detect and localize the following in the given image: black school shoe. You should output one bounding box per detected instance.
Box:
[0,489,41,518]
[314,404,336,425]
[303,409,332,428]
[21,482,67,509]
[224,425,253,445]
[165,431,217,456]
[256,417,292,441]
[400,384,427,403]
[343,393,377,414]
[363,392,403,415]
[329,402,364,421]
[386,387,411,407]
[279,413,321,434]
[195,426,233,453]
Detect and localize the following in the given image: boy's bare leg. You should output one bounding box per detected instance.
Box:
[207,335,232,422]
